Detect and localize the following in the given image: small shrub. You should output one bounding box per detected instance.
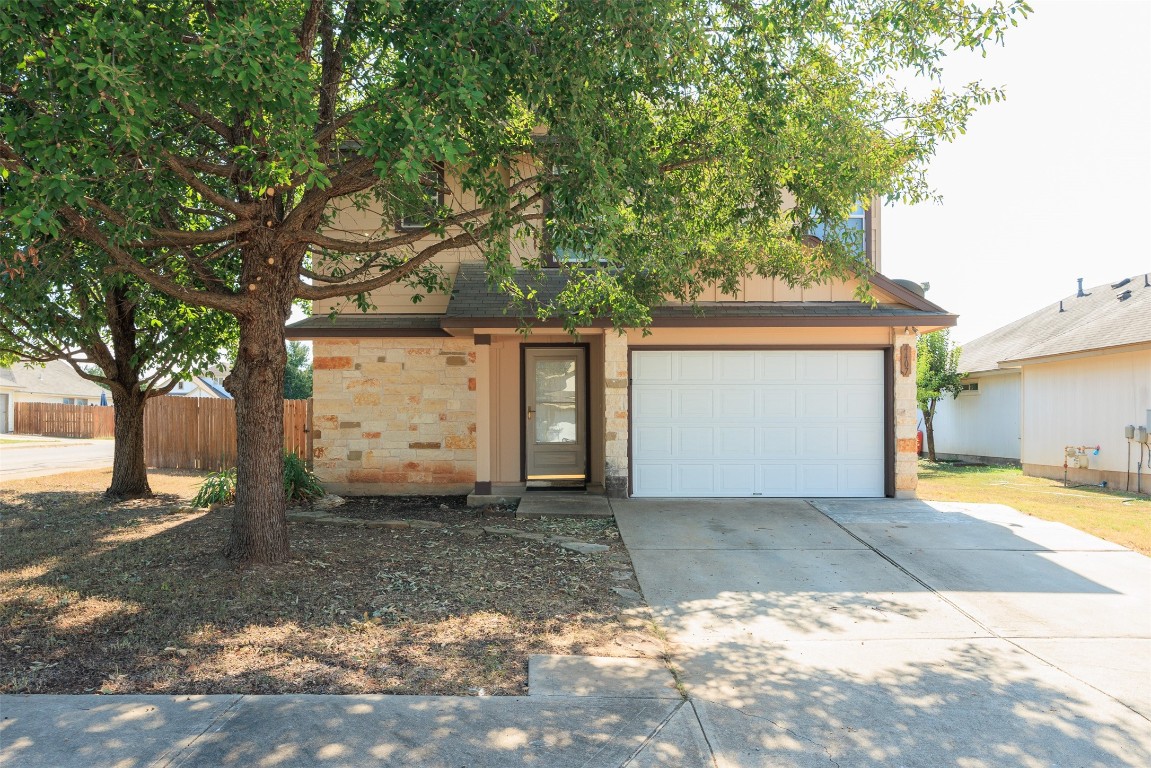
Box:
[283,451,325,502]
[191,467,237,507]
[191,453,324,506]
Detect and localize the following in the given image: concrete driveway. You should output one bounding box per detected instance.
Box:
[615,498,1151,767]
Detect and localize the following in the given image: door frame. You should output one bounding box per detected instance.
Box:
[519,343,592,482]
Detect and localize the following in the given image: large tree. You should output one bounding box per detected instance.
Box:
[0,1,1028,563]
[917,329,964,462]
[0,237,236,497]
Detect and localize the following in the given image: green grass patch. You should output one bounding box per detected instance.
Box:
[917,461,1151,556]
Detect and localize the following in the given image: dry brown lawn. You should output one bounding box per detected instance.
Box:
[0,470,662,695]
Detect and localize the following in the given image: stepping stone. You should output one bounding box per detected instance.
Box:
[612,587,644,602]
[559,541,609,554]
[364,520,409,529]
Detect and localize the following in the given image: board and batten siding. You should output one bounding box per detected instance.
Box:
[928,371,1021,462]
[1020,349,1151,477]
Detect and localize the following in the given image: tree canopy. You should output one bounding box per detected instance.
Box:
[0,0,1029,562]
[0,234,237,496]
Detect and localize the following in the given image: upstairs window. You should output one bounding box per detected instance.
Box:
[397,164,445,231]
[807,203,868,258]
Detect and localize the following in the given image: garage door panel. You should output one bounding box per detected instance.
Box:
[677,464,715,493]
[633,351,674,383]
[633,387,672,418]
[758,427,797,456]
[631,350,885,498]
[718,352,757,381]
[676,389,714,418]
[635,426,673,457]
[676,352,714,382]
[761,389,797,417]
[758,352,797,381]
[717,464,756,494]
[799,389,840,419]
[678,427,715,457]
[717,427,755,456]
[799,427,838,456]
[760,464,798,494]
[842,463,885,496]
[634,463,674,496]
[842,388,884,419]
[717,388,755,418]
[799,353,839,382]
[843,351,883,382]
[842,427,882,457]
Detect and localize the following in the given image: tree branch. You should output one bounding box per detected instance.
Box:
[158,150,252,216]
[297,0,324,61]
[177,101,234,144]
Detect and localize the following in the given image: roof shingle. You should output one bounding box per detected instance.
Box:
[958,275,1151,373]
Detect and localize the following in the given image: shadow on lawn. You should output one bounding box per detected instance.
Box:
[1,488,630,696]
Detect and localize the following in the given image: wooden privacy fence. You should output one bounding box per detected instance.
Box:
[13,402,116,439]
[143,396,312,472]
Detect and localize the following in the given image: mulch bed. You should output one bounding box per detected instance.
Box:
[0,470,663,696]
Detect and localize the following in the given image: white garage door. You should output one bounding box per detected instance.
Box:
[631,350,886,497]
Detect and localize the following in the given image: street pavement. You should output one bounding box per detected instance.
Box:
[1,497,1148,766]
[0,435,114,481]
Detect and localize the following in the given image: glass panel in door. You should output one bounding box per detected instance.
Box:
[534,359,577,444]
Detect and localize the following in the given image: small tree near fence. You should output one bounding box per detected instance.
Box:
[917,330,963,462]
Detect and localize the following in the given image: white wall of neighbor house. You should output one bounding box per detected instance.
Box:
[928,370,1021,462]
[1020,348,1151,478]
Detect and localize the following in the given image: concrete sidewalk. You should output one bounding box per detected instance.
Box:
[615,498,1151,767]
[0,657,701,768]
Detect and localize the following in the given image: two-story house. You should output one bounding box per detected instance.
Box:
[287,173,954,501]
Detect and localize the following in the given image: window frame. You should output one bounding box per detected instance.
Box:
[397,163,446,232]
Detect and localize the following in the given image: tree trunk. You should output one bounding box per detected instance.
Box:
[223,283,291,565]
[925,401,937,463]
[105,388,151,499]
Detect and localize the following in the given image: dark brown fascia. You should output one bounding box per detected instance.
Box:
[868,273,949,313]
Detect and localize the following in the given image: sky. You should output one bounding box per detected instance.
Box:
[881,0,1151,343]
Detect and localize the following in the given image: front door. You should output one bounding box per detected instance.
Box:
[524,347,587,482]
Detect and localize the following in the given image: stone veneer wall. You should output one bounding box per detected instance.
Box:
[603,332,629,497]
[312,337,477,494]
[893,330,919,498]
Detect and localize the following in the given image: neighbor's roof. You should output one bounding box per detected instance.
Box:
[0,359,106,398]
[959,274,1151,373]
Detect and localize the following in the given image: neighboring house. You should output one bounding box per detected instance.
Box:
[288,181,955,501]
[929,275,1151,490]
[0,359,107,433]
[167,376,232,399]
